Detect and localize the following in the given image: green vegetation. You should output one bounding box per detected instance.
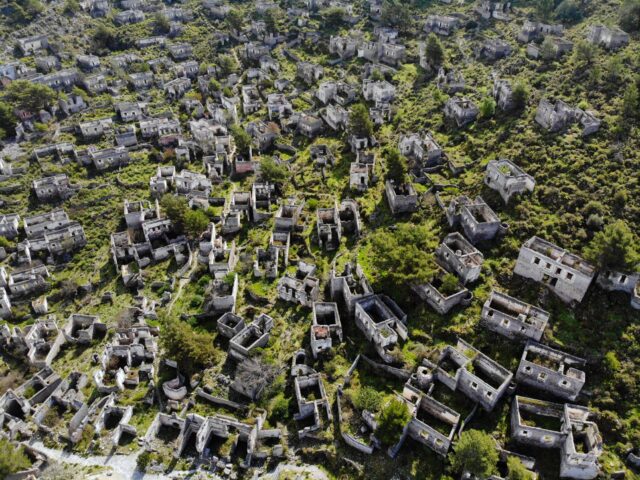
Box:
[584,220,639,272]
[159,316,219,374]
[260,156,289,184]
[423,33,445,68]
[4,80,58,112]
[348,103,374,138]
[506,456,533,480]
[384,146,408,182]
[449,430,498,478]
[0,437,31,477]
[364,222,439,296]
[375,398,411,445]
[620,0,640,32]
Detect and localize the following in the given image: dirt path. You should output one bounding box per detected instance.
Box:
[167,245,199,313]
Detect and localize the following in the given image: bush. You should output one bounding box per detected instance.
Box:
[189,295,204,308]
[620,0,640,32]
[439,273,459,296]
[479,97,496,119]
[449,430,498,478]
[512,82,528,110]
[269,393,290,421]
[554,0,582,23]
[506,456,533,480]
[354,386,383,412]
[260,156,288,184]
[0,437,31,476]
[136,450,152,472]
[375,398,411,445]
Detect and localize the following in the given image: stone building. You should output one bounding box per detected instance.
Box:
[475,1,511,20]
[435,233,484,284]
[353,294,408,363]
[316,205,341,251]
[445,195,508,244]
[32,174,77,202]
[385,180,418,214]
[586,25,629,50]
[514,236,596,304]
[424,15,459,36]
[443,98,479,128]
[428,339,513,411]
[518,21,564,43]
[511,396,602,479]
[596,270,640,310]
[481,290,549,342]
[516,341,586,401]
[412,268,473,315]
[310,302,342,358]
[484,159,535,204]
[535,99,601,137]
[475,38,512,61]
[435,67,465,93]
[398,132,443,167]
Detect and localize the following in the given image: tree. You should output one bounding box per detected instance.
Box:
[160,316,218,374]
[506,456,533,480]
[375,398,411,445]
[154,12,170,34]
[226,8,244,32]
[367,222,440,295]
[217,54,238,77]
[263,7,281,32]
[584,220,640,272]
[322,7,346,27]
[512,82,528,110]
[371,69,385,82]
[605,55,624,82]
[620,0,640,32]
[160,194,189,231]
[439,273,459,296]
[540,37,557,61]
[349,103,373,138]
[260,156,288,184]
[7,0,43,23]
[479,97,496,119]
[381,0,412,31]
[449,430,499,478]
[0,101,17,138]
[384,146,408,182]
[92,24,118,52]
[0,437,31,477]
[63,0,80,15]
[573,40,596,65]
[555,0,582,23]
[4,80,57,112]
[230,124,252,154]
[623,83,639,119]
[423,33,445,68]
[184,209,210,239]
[536,0,555,20]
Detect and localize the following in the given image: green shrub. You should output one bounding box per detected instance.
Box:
[354,386,383,412]
[375,398,411,445]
